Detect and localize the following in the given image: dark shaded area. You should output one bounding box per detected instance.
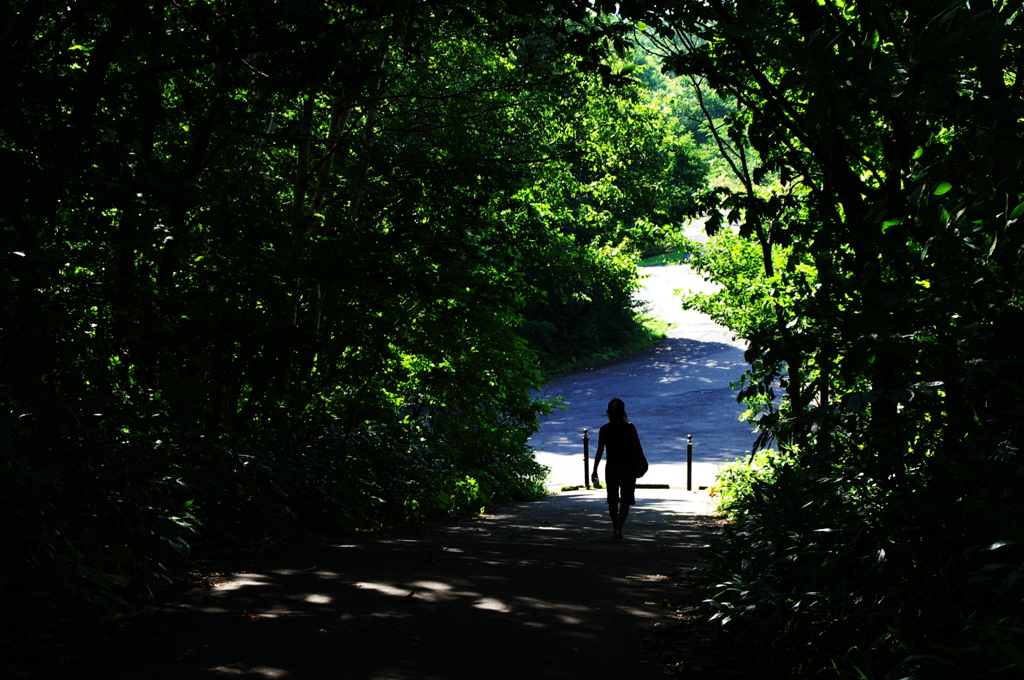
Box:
[36,492,715,679]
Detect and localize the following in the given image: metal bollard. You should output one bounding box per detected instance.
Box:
[686,433,693,491]
[582,428,591,489]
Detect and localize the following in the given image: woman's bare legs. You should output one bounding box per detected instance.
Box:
[609,502,629,538]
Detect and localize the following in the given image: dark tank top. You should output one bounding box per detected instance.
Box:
[601,421,635,467]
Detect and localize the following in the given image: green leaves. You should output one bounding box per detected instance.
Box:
[626,0,1024,677]
[3,1,694,628]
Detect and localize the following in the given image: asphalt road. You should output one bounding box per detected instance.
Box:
[530,259,756,491]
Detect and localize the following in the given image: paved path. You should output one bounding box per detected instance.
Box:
[72,491,717,679]
[531,258,757,491]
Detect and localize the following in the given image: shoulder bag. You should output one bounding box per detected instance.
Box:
[630,423,648,478]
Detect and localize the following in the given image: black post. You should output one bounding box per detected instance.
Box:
[583,428,591,489]
[686,433,693,491]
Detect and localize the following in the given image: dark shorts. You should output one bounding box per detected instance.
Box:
[605,464,636,506]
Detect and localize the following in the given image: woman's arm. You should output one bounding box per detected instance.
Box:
[592,427,605,483]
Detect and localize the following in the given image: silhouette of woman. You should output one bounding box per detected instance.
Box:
[592,398,640,539]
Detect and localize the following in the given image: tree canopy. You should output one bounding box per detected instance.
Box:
[612,0,1024,677]
[1,0,702,619]
[6,1,1024,677]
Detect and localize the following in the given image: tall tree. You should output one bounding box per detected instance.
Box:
[1,0,701,618]
[610,0,1024,676]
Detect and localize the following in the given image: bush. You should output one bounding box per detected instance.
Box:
[711,448,792,520]
[698,442,1024,679]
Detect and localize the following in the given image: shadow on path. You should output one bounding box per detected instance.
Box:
[69,491,716,680]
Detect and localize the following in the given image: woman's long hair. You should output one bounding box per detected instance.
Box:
[606,398,627,423]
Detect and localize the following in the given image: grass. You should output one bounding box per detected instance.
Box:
[639,249,690,267]
[559,483,605,491]
[540,312,671,379]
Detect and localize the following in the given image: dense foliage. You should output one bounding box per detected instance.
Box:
[1,0,703,623]
[11,1,1021,677]
[613,0,1024,677]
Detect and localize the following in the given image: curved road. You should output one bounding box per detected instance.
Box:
[530,256,756,491]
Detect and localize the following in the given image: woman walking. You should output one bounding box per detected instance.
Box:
[592,398,641,539]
